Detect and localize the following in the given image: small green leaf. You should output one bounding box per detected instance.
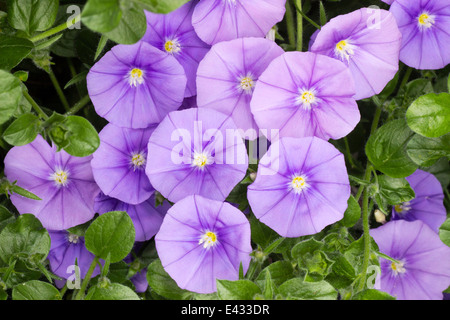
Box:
[84,211,135,263]
[406,133,450,167]
[0,35,34,70]
[0,70,23,125]
[81,0,122,34]
[61,115,100,157]
[377,175,415,205]
[256,261,294,287]
[85,282,140,300]
[342,196,361,228]
[439,218,450,247]
[9,184,42,200]
[12,280,61,300]
[352,289,396,300]
[135,0,189,14]
[406,93,450,138]
[216,279,262,300]
[277,279,337,300]
[3,113,40,146]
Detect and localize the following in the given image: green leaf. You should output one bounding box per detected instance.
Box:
[12,280,61,300]
[0,35,34,70]
[352,289,396,300]
[84,211,135,263]
[278,279,337,300]
[0,205,15,234]
[365,119,418,178]
[342,196,361,228]
[262,270,275,300]
[0,214,51,266]
[62,115,100,157]
[406,133,450,167]
[9,184,41,200]
[85,282,140,300]
[377,175,415,205]
[216,279,262,300]
[146,259,192,300]
[81,0,122,34]
[406,93,450,138]
[256,261,294,287]
[7,0,59,36]
[439,218,450,247]
[135,0,189,14]
[104,1,147,45]
[0,69,23,125]
[3,113,40,146]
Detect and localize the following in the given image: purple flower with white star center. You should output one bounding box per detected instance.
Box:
[392,169,446,233]
[389,0,450,70]
[192,0,287,45]
[142,0,211,98]
[250,51,360,141]
[145,108,248,203]
[91,123,156,205]
[87,41,187,128]
[247,137,350,237]
[310,8,402,100]
[197,37,284,140]
[155,195,252,294]
[94,192,171,242]
[370,219,450,300]
[3,135,100,231]
[48,230,100,280]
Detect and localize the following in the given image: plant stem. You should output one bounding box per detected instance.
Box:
[30,14,81,43]
[48,69,71,112]
[264,237,285,255]
[398,67,413,93]
[75,256,99,300]
[295,0,303,51]
[344,137,357,169]
[285,1,296,48]
[292,0,321,31]
[66,95,91,116]
[23,90,49,120]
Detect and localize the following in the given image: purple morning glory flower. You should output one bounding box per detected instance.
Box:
[370,219,450,300]
[392,169,446,233]
[145,108,248,203]
[250,51,360,141]
[130,269,148,293]
[310,8,402,100]
[155,195,252,294]
[197,37,284,140]
[247,136,350,237]
[192,0,287,45]
[87,41,187,128]
[94,192,171,242]
[142,0,210,98]
[48,230,100,280]
[4,135,100,231]
[91,123,156,205]
[179,95,198,110]
[389,0,450,70]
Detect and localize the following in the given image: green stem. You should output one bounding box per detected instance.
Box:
[292,0,321,31]
[48,69,70,112]
[285,1,296,48]
[264,237,285,255]
[375,251,401,265]
[75,256,99,300]
[23,90,49,120]
[344,137,357,169]
[295,0,303,51]
[30,14,81,43]
[66,95,91,116]
[398,67,413,93]
[59,283,68,298]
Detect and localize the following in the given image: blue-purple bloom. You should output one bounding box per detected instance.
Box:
[370,220,450,300]
[94,192,171,242]
[146,108,248,203]
[91,123,156,205]
[247,137,350,237]
[87,41,187,128]
[389,0,450,70]
[192,0,287,45]
[142,0,210,97]
[155,195,252,293]
[310,8,402,100]
[250,51,360,141]
[197,37,284,140]
[392,169,446,233]
[4,135,100,231]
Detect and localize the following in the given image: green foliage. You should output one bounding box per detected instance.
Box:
[12,280,62,300]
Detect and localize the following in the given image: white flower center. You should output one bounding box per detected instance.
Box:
[199,231,218,249]
[391,261,406,276]
[131,152,146,170]
[290,175,308,194]
[296,89,317,110]
[51,169,69,187]
[128,68,145,87]
[68,233,80,244]
[418,12,435,30]
[394,201,411,214]
[238,75,255,94]
[334,39,356,63]
[192,151,212,169]
[164,39,181,54]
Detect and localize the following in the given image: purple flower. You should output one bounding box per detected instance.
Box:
[155,195,252,293]
[370,220,450,300]
[250,51,360,141]
[247,137,350,237]
[4,135,100,231]
[94,192,171,242]
[310,8,402,100]
[91,123,156,205]
[179,95,198,110]
[389,0,450,70]
[130,269,148,293]
[197,37,284,140]
[392,169,446,233]
[145,108,248,203]
[87,41,187,129]
[142,0,210,98]
[192,0,287,45]
[48,230,100,280]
